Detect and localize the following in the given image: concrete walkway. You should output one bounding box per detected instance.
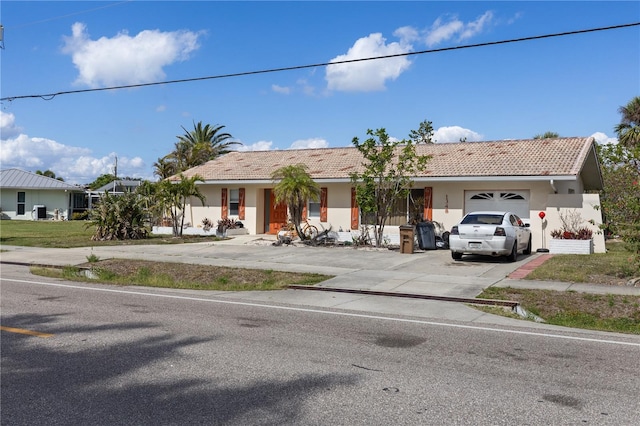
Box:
[2,234,639,327]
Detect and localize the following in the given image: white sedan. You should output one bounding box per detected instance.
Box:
[449,211,532,262]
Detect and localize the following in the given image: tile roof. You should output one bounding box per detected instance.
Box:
[175,137,600,184]
[0,168,82,190]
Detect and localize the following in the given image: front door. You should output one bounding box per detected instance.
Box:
[265,189,288,234]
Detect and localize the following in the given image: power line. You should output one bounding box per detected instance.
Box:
[2,21,638,102]
[3,1,133,30]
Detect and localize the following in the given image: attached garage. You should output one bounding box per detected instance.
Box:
[175,137,605,252]
[464,191,530,221]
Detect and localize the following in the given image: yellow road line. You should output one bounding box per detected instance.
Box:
[0,326,54,338]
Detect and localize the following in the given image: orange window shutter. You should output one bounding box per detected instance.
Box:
[221,188,228,218]
[302,205,307,220]
[350,187,359,230]
[238,188,245,220]
[320,187,328,222]
[424,187,433,221]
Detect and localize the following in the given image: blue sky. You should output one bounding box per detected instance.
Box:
[1,1,639,185]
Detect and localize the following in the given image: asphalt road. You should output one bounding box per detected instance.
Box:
[2,265,639,425]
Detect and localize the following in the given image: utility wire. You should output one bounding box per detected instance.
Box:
[4,1,133,30]
[2,21,638,102]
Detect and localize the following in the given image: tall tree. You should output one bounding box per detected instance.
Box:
[408,120,435,144]
[350,128,431,247]
[88,174,117,190]
[35,169,64,181]
[153,157,177,181]
[155,175,206,237]
[615,96,640,149]
[271,164,320,240]
[608,96,640,272]
[165,121,240,174]
[533,131,560,139]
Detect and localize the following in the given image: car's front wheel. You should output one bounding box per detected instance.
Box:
[451,251,463,260]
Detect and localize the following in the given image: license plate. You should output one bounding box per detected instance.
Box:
[469,242,482,249]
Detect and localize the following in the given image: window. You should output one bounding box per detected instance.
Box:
[471,193,494,200]
[308,199,320,218]
[229,189,239,216]
[17,192,25,215]
[500,192,525,200]
[73,193,87,209]
[361,189,423,226]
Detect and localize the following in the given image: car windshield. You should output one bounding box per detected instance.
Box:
[461,214,504,225]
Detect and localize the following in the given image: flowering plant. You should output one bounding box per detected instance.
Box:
[550,227,593,240]
[550,209,594,240]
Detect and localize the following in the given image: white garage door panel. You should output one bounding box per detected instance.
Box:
[465,191,530,220]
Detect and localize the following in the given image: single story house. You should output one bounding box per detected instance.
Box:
[171,137,606,253]
[0,168,85,220]
[83,179,144,210]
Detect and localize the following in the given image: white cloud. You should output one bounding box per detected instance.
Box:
[433,126,483,143]
[272,84,291,95]
[1,113,147,184]
[289,138,329,149]
[156,105,167,112]
[425,11,494,47]
[0,112,22,139]
[235,141,274,151]
[425,16,464,47]
[591,131,618,145]
[326,33,413,92]
[62,22,202,88]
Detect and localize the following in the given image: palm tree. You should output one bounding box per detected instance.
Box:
[615,96,640,149]
[156,175,206,237]
[271,164,320,240]
[173,121,240,171]
[533,131,560,139]
[153,156,177,180]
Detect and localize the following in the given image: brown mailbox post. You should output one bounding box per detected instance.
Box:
[399,225,415,254]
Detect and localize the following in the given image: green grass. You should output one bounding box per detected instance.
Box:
[32,259,330,291]
[526,241,637,284]
[0,220,221,248]
[477,286,640,334]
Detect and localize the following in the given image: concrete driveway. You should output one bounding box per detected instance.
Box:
[0,235,530,299]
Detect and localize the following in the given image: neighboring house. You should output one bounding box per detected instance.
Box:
[85,179,143,210]
[172,137,606,252]
[0,168,85,220]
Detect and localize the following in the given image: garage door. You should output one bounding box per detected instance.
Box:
[464,191,530,220]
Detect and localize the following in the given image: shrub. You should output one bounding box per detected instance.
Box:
[217,218,243,230]
[72,211,90,220]
[202,217,214,232]
[550,227,593,240]
[86,191,148,241]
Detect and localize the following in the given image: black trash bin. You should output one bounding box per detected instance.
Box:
[416,221,436,250]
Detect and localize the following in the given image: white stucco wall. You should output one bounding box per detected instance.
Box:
[184,181,605,253]
[0,189,71,220]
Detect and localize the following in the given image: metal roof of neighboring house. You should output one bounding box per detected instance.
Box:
[173,137,604,190]
[92,179,143,193]
[0,168,82,190]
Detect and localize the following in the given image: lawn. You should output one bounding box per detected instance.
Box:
[33,259,330,291]
[525,240,638,285]
[0,219,220,248]
[476,240,640,334]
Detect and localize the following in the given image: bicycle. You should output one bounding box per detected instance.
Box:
[301,219,319,240]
